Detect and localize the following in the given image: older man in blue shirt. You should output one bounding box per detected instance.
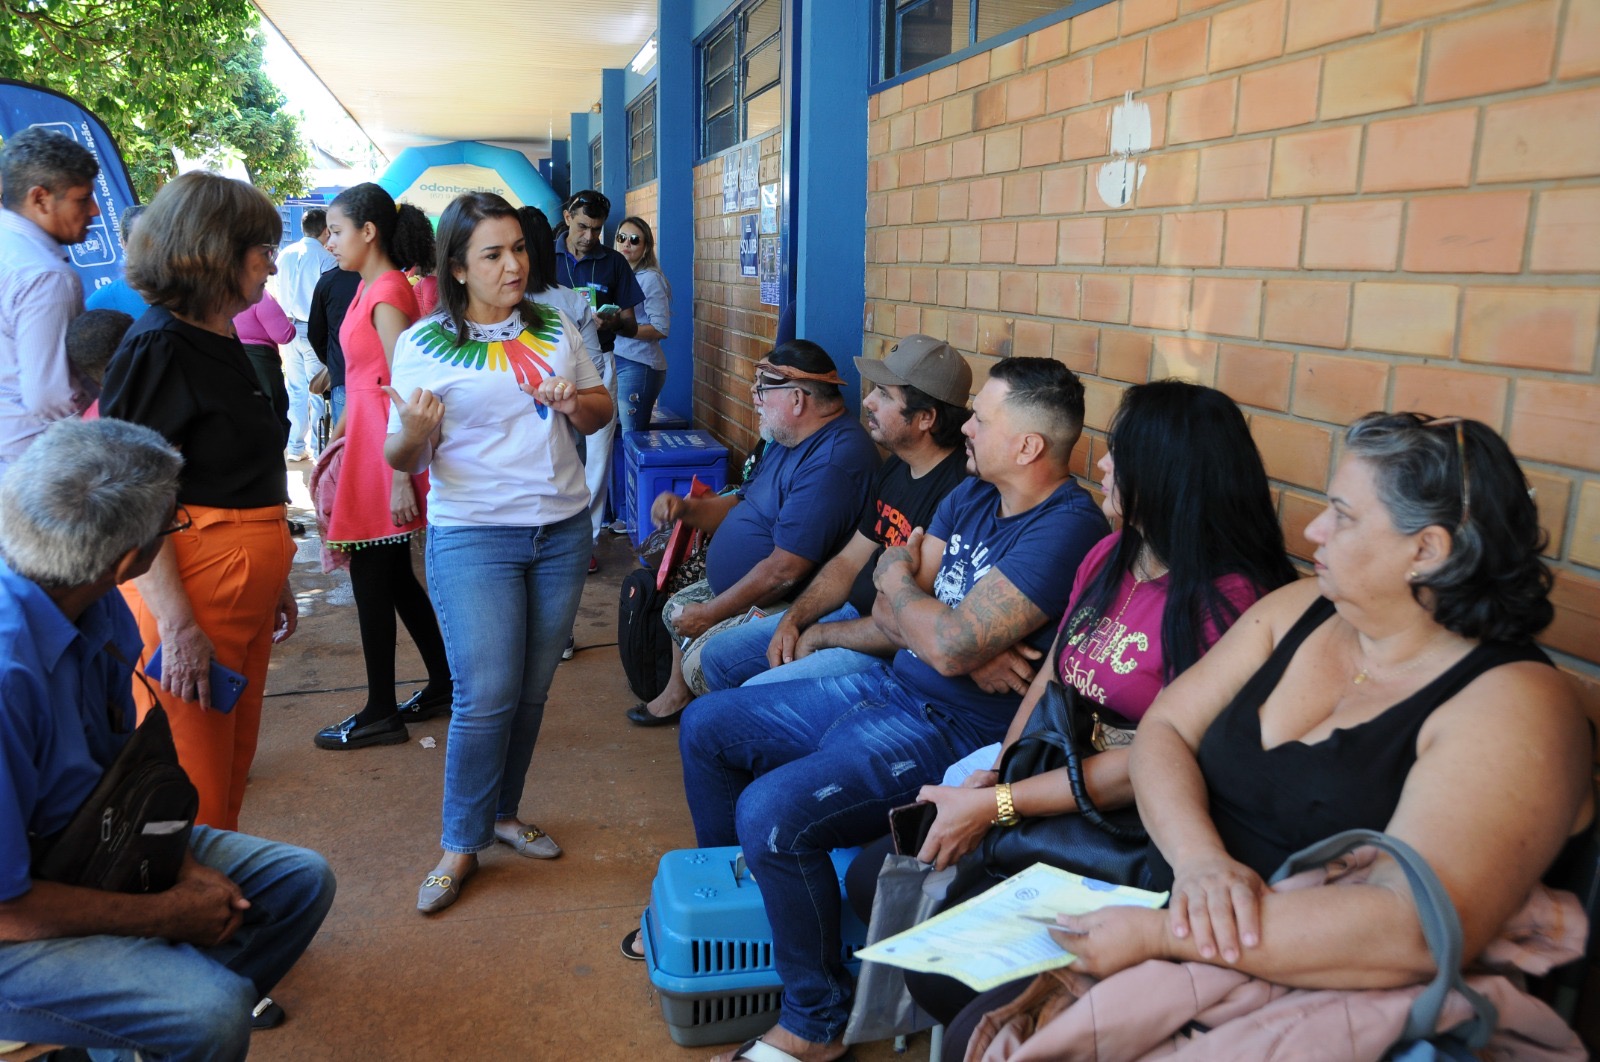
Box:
[0,419,334,1061]
[0,127,101,472]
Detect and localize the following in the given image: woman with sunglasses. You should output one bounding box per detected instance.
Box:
[956,413,1593,1058]
[100,172,300,830]
[611,216,670,438]
[311,183,454,752]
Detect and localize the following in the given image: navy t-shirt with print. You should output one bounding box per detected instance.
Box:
[847,449,971,616]
[552,240,645,354]
[892,475,1110,732]
[705,416,881,596]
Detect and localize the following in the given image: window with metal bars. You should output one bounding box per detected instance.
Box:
[699,0,782,158]
[628,87,657,187]
[879,0,1113,81]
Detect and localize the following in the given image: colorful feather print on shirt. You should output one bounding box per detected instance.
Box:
[411,314,563,418]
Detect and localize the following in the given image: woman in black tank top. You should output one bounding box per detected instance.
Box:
[1029,414,1592,1000]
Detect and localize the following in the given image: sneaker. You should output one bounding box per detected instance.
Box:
[561,635,575,661]
[284,450,309,464]
[607,519,631,535]
[588,553,600,575]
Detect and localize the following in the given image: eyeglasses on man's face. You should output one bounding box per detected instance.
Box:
[157,505,193,537]
[750,380,803,402]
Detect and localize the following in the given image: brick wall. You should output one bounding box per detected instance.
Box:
[623,180,660,239]
[692,131,784,463]
[864,0,1600,681]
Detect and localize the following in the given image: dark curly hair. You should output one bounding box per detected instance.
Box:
[329,182,434,271]
[1344,412,1553,644]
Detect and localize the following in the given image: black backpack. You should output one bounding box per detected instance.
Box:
[617,564,673,701]
[32,704,199,894]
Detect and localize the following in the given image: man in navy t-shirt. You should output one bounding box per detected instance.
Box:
[673,358,1109,1060]
[552,189,644,355]
[626,340,880,727]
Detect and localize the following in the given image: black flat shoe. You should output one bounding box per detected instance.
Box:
[395,688,452,723]
[314,713,408,750]
[251,997,285,1030]
[625,703,684,727]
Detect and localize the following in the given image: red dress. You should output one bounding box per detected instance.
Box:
[325,271,427,548]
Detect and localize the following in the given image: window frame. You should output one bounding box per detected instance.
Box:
[589,133,604,195]
[696,0,784,161]
[628,86,658,188]
[874,0,1115,87]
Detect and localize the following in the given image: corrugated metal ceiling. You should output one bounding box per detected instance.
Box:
[254,0,658,159]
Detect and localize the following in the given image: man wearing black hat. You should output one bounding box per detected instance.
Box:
[626,339,880,727]
[695,334,974,693]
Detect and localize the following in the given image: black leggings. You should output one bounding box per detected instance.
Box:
[348,539,450,724]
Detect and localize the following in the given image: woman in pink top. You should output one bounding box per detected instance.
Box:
[234,287,296,445]
[890,381,1298,1041]
[313,182,452,751]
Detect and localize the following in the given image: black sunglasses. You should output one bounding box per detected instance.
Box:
[567,191,610,216]
[616,233,642,246]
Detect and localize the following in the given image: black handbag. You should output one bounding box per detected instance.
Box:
[978,626,1150,887]
[31,703,199,894]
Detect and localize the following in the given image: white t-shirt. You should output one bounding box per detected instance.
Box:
[388,303,603,527]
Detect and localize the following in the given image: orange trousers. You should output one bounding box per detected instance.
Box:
[121,504,295,831]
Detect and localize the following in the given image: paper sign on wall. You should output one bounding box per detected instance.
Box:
[740,214,758,277]
[760,183,779,234]
[739,143,759,210]
[759,235,780,306]
[722,158,739,214]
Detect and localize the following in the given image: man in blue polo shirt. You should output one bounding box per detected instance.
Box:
[626,339,881,728]
[0,419,335,1060]
[554,189,644,355]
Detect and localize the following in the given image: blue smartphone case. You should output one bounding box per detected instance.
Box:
[144,646,247,713]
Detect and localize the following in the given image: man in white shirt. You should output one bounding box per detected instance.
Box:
[0,127,100,472]
[274,208,335,460]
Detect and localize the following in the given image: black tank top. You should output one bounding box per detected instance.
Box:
[1147,597,1549,888]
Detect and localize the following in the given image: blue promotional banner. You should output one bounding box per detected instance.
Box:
[0,79,141,299]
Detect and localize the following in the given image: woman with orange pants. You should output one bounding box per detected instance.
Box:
[100,172,299,831]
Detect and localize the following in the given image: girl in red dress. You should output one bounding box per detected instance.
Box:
[314,182,452,749]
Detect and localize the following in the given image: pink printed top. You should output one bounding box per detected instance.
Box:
[1056,532,1264,723]
[232,291,296,347]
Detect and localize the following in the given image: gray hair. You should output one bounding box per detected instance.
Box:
[0,127,99,210]
[0,419,182,589]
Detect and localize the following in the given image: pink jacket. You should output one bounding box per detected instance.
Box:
[970,884,1587,1062]
[233,292,296,347]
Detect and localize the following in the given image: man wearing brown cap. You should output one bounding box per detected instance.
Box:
[695,334,974,693]
[626,339,880,726]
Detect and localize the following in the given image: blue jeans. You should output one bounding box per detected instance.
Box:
[699,603,890,692]
[679,670,1000,1044]
[0,826,335,1062]
[283,332,326,457]
[329,383,346,426]
[427,512,590,853]
[614,357,666,435]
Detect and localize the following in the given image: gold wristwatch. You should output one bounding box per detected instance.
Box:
[993,782,1020,827]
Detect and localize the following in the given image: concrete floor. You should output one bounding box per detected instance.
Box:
[233,469,929,1061]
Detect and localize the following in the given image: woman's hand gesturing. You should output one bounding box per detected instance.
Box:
[382,386,443,444]
[527,375,580,416]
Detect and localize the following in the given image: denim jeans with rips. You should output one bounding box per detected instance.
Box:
[679,669,999,1045]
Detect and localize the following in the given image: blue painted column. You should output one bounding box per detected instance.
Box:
[791,0,869,412]
[655,0,696,423]
[601,68,628,240]
[569,112,594,200]
[547,139,571,201]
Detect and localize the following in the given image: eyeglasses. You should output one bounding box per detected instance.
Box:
[567,191,610,216]
[1420,417,1471,528]
[751,380,803,402]
[158,505,193,537]
[616,233,642,246]
[256,243,280,264]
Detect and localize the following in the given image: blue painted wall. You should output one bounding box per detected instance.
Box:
[792,0,869,411]
[656,0,697,423]
[601,68,628,230]
[568,112,595,200]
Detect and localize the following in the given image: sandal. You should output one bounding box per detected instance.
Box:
[620,926,646,961]
[728,1039,855,1062]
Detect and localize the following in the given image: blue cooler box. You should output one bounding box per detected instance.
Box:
[641,846,867,1047]
[623,430,729,548]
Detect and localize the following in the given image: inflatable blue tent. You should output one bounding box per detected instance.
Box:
[377,141,561,224]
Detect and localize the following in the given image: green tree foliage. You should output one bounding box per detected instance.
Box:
[0,0,308,201]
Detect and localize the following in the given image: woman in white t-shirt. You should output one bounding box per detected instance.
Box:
[383,192,612,915]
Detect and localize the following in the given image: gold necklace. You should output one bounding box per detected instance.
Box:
[1351,633,1457,685]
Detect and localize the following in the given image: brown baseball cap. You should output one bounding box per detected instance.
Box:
[854,335,972,407]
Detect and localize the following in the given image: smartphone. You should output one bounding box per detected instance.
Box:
[145,646,248,713]
[597,303,622,315]
[888,801,938,857]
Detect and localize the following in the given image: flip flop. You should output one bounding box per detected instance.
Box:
[620,926,646,961]
[729,1038,855,1062]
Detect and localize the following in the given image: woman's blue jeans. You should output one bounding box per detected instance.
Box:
[698,603,889,691]
[679,670,1000,1045]
[614,357,667,435]
[426,512,590,853]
